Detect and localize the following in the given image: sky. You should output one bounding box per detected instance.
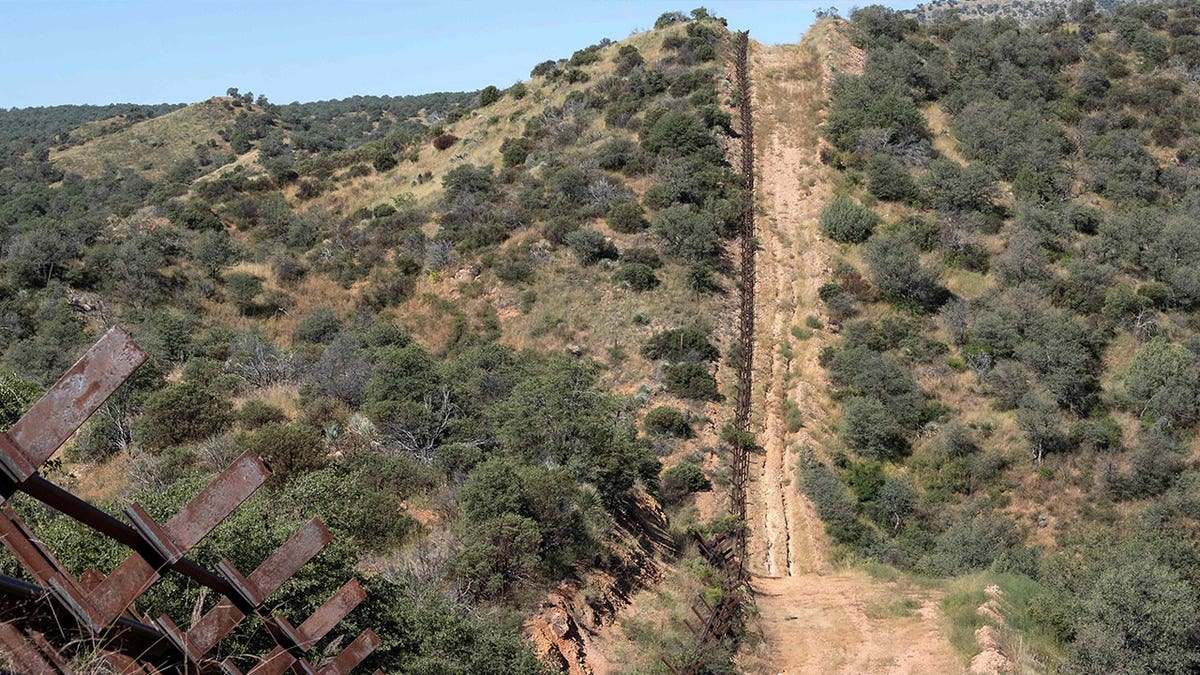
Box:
[0,0,915,109]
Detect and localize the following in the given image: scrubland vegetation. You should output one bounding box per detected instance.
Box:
[0,8,747,672]
[805,2,1200,671]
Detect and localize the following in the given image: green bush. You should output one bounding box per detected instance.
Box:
[644,406,694,438]
[612,262,659,291]
[820,197,880,243]
[0,370,40,430]
[664,362,721,400]
[865,154,919,202]
[236,399,288,429]
[239,423,325,484]
[479,85,502,107]
[607,201,647,233]
[840,396,907,459]
[661,463,711,504]
[622,247,663,268]
[565,228,618,264]
[641,325,719,362]
[138,381,233,449]
[293,306,341,344]
[500,137,534,167]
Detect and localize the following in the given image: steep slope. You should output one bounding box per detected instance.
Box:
[49,98,241,178]
[740,22,961,673]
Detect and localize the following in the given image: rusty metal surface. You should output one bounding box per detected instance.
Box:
[317,630,380,675]
[0,326,377,672]
[297,580,366,647]
[0,622,55,673]
[176,519,334,660]
[165,452,269,549]
[4,326,146,481]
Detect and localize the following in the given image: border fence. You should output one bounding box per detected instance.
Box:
[661,29,756,675]
[0,327,379,674]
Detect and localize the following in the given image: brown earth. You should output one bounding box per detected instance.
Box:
[738,21,963,674]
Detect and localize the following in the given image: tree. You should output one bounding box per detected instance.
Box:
[654,204,720,262]
[193,230,238,277]
[820,197,880,243]
[1125,337,1200,427]
[479,85,502,107]
[864,232,946,310]
[840,395,907,459]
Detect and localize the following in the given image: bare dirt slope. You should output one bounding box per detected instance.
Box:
[740,22,963,674]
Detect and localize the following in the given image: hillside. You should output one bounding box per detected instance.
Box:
[3,2,1200,673]
[0,9,751,673]
[903,0,1151,23]
[50,98,240,179]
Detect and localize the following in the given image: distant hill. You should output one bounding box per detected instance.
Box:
[49,98,240,179]
[903,0,1146,23]
[0,102,183,142]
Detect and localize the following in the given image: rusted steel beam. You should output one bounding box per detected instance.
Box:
[317,630,380,675]
[162,520,332,661]
[52,452,269,628]
[0,622,59,673]
[0,326,146,484]
[297,580,366,649]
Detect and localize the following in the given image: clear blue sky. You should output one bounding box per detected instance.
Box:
[0,1,914,109]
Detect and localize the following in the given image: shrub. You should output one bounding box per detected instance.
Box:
[292,306,341,344]
[840,396,907,459]
[236,399,288,429]
[865,154,919,202]
[820,198,880,243]
[661,463,711,503]
[654,204,720,262]
[494,248,535,284]
[864,232,947,311]
[607,201,647,233]
[614,45,645,75]
[479,85,502,107]
[622,247,662,268]
[138,381,233,448]
[612,262,659,291]
[240,423,325,484]
[642,325,719,362]
[565,229,618,264]
[644,406,693,438]
[640,110,715,157]
[432,133,459,150]
[0,371,40,430]
[664,362,721,400]
[372,203,396,218]
[224,271,263,314]
[799,451,863,543]
[500,137,534,167]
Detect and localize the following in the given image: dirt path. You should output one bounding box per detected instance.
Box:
[739,23,963,674]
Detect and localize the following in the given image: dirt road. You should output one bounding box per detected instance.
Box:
[739,22,963,674]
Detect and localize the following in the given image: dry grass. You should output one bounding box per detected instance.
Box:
[52,99,239,179]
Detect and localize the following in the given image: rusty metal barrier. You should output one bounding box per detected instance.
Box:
[662,30,757,675]
[0,326,380,674]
